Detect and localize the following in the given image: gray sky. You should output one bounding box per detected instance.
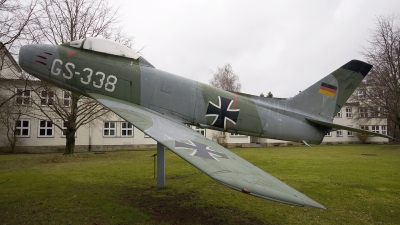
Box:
[115,0,400,98]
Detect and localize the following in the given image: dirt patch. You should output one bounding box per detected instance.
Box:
[120,186,265,225]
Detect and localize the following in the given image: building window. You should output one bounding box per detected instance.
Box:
[369,108,379,118]
[40,90,55,106]
[38,120,54,137]
[121,122,133,137]
[103,122,116,136]
[381,126,387,135]
[359,107,367,118]
[15,119,30,137]
[347,125,353,137]
[61,120,77,137]
[371,125,380,133]
[368,89,379,97]
[337,129,343,137]
[378,107,387,118]
[325,132,332,137]
[61,120,68,137]
[194,126,206,136]
[361,125,387,135]
[15,88,31,105]
[360,107,379,118]
[336,110,342,118]
[346,107,352,118]
[357,90,365,99]
[63,91,71,107]
[230,133,246,137]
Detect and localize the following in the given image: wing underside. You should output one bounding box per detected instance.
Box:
[88,93,325,209]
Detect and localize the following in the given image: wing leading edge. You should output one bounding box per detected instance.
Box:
[88,93,325,209]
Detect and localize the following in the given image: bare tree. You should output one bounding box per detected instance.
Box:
[22,0,135,155]
[209,63,241,92]
[358,14,400,142]
[25,83,109,154]
[211,132,227,148]
[0,92,29,152]
[0,0,37,55]
[0,0,37,108]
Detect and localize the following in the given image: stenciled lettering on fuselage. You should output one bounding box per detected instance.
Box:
[50,59,117,92]
[205,96,240,130]
[175,140,228,161]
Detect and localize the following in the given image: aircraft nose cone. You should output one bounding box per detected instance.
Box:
[19,45,32,68]
[19,44,57,80]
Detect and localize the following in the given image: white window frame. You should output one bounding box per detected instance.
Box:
[38,119,54,137]
[15,119,30,137]
[336,129,343,137]
[369,108,379,118]
[121,122,134,137]
[63,90,71,107]
[347,125,354,137]
[15,88,31,105]
[40,90,55,106]
[381,125,387,135]
[371,125,380,133]
[346,107,352,118]
[359,107,367,118]
[357,90,364,99]
[230,133,246,137]
[336,110,342,118]
[103,121,116,137]
[193,126,206,136]
[325,132,332,137]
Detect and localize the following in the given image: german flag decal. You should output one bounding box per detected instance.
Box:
[318,82,337,97]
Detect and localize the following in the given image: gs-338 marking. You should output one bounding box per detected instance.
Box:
[51,59,117,92]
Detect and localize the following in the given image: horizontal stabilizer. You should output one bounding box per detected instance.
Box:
[306,117,393,139]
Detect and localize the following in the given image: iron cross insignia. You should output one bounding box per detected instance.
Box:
[205,96,240,130]
[175,140,228,161]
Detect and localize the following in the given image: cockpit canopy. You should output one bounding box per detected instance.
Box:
[69,37,140,60]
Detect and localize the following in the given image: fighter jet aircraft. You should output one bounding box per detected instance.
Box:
[19,37,391,209]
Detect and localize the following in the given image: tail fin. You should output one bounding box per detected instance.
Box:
[287,60,372,119]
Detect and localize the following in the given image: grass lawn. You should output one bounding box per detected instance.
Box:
[0,144,399,224]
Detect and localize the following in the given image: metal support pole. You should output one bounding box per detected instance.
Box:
[156,142,165,188]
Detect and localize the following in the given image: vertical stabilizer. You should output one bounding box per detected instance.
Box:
[287,60,372,120]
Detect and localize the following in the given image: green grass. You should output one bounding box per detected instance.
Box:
[0,145,399,224]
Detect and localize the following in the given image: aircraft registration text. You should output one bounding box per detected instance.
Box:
[50,59,117,92]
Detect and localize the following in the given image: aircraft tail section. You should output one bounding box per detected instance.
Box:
[287,60,372,120]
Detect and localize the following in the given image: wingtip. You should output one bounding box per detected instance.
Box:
[302,199,326,209]
[341,60,373,77]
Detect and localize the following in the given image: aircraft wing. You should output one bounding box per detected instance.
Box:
[305,117,393,139]
[88,93,325,209]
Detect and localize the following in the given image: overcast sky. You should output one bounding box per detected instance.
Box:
[114,0,400,98]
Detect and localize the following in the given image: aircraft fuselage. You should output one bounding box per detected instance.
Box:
[20,42,325,144]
